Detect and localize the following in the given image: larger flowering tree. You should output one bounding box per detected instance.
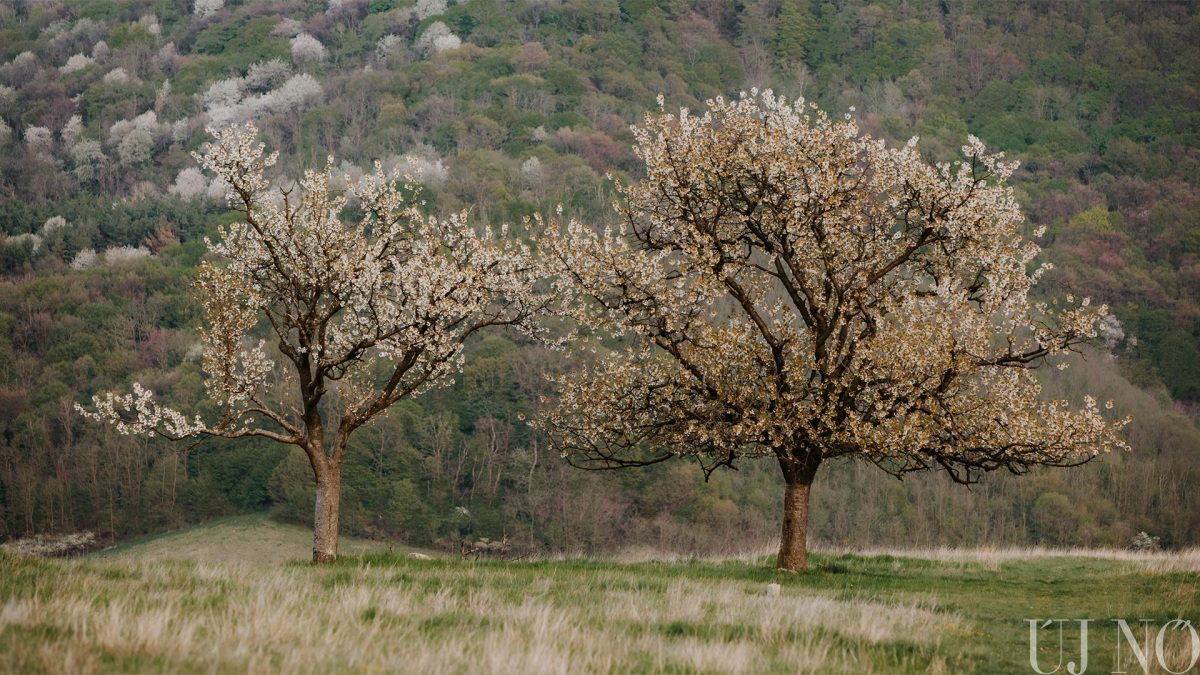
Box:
[537,92,1130,572]
[79,124,544,563]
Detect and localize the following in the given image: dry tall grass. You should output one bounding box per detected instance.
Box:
[599,539,1200,573]
[0,554,954,674]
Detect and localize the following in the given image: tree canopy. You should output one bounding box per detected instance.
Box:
[538,92,1130,570]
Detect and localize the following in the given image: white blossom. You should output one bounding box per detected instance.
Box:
[70,248,98,270]
[414,0,448,19]
[169,167,209,199]
[61,53,94,74]
[416,22,461,56]
[1097,314,1135,350]
[104,245,152,265]
[61,115,83,148]
[206,175,231,201]
[291,33,328,65]
[520,156,543,189]
[24,126,53,155]
[272,18,303,37]
[400,146,448,191]
[5,233,42,252]
[171,119,191,143]
[12,52,36,69]
[71,139,106,179]
[41,216,69,235]
[202,77,244,109]
[103,67,130,84]
[535,91,1131,571]
[78,123,547,563]
[193,0,224,19]
[117,128,154,165]
[139,14,162,35]
[376,34,403,61]
[244,59,290,92]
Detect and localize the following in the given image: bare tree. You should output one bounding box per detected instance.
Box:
[79,123,545,563]
[536,92,1131,572]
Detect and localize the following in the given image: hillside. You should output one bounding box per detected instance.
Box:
[0,0,1197,554]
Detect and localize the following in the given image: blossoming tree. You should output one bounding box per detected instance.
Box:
[79,123,544,563]
[536,92,1131,572]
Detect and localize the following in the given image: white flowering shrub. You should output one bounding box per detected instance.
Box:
[256,73,322,115]
[291,33,328,65]
[70,248,98,270]
[202,77,244,109]
[5,233,43,252]
[117,128,154,165]
[61,115,83,149]
[414,0,448,19]
[139,14,162,35]
[24,126,53,154]
[376,34,403,61]
[1097,314,1136,350]
[103,67,130,84]
[60,53,94,74]
[272,18,303,37]
[132,110,159,133]
[206,175,231,201]
[92,40,109,59]
[71,139,105,171]
[171,119,191,143]
[152,43,176,72]
[41,216,69,235]
[520,156,543,188]
[402,147,448,191]
[1129,531,1161,552]
[0,120,11,143]
[12,51,36,69]
[416,22,461,56]
[169,167,209,199]
[193,0,224,19]
[244,58,290,92]
[103,245,152,265]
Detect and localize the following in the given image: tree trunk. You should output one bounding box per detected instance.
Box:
[313,469,342,565]
[776,451,821,572]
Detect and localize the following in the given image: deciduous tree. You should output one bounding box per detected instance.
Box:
[536,92,1130,572]
[79,123,544,563]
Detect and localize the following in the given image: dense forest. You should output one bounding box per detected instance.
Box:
[0,0,1197,554]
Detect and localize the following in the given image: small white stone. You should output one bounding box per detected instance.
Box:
[766,583,781,597]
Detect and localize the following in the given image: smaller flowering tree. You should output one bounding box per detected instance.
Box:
[536,91,1131,572]
[79,123,545,563]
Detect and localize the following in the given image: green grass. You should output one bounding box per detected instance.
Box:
[87,513,431,565]
[2,522,1197,673]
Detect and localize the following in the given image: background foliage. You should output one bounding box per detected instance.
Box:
[0,0,1197,553]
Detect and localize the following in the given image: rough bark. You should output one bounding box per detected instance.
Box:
[776,451,821,572]
[313,467,342,565]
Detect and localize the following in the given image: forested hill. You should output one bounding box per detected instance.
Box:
[0,0,1197,553]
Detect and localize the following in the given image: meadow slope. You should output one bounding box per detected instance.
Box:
[2,520,1198,674]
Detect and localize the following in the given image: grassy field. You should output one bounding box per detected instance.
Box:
[1,521,1198,673]
[85,513,423,566]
